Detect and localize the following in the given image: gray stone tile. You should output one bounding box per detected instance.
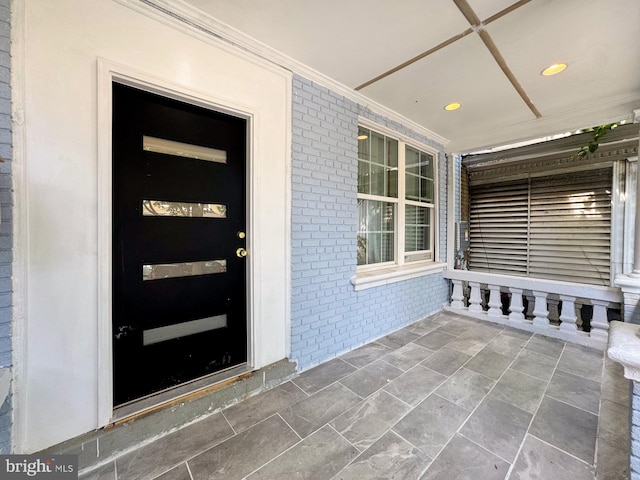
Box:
[383,343,433,371]
[557,344,603,380]
[490,369,546,414]
[484,333,528,358]
[116,413,234,480]
[420,347,471,376]
[223,381,307,432]
[472,323,505,340]
[377,328,421,350]
[341,343,393,368]
[525,335,565,359]
[336,430,431,480]
[79,462,116,480]
[153,464,191,480]
[393,394,469,458]
[420,434,509,480]
[413,330,457,350]
[509,434,595,480]
[510,349,557,382]
[460,396,532,462]
[404,318,440,336]
[246,425,358,480]
[464,349,513,380]
[279,382,361,438]
[530,396,598,464]
[435,368,494,411]
[188,415,299,480]
[502,326,533,340]
[434,320,473,337]
[339,360,403,398]
[293,358,357,395]
[383,364,447,406]
[596,435,630,480]
[598,398,630,450]
[601,360,630,407]
[546,369,601,414]
[331,390,412,452]
[446,333,492,356]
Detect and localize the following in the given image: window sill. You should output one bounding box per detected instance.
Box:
[351,262,447,291]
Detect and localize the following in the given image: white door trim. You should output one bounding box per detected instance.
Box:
[97,58,266,425]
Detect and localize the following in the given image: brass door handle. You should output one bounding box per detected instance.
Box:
[236,248,247,258]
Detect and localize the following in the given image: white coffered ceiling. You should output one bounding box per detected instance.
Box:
[173,0,639,152]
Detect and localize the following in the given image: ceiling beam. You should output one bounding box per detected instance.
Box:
[355,0,540,118]
[355,28,474,91]
[477,29,541,118]
[453,0,541,118]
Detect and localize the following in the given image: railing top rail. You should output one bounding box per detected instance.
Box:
[443,269,622,303]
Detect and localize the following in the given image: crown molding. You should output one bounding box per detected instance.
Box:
[113,0,450,147]
[468,141,638,185]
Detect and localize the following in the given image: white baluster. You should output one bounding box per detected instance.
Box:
[590,299,609,341]
[509,287,525,321]
[525,292,535,319]
[451,279,465,309]
[575,300,584,330]
[559,295,578,333]
[468,282,483,313]
[487,284,502,317]
[547,295,560,326]
[532,290,549,327]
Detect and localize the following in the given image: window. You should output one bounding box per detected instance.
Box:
[468,167,613,286]
[357,126,436,268]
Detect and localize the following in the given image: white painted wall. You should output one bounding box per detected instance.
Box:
[15,0,291,452]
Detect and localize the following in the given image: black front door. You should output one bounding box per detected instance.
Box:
[112,83,247,406]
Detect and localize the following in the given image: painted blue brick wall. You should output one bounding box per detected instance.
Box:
[291,75,450,370]
[0,0,11,454]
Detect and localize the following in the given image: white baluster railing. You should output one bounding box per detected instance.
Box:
[443,269,623,350]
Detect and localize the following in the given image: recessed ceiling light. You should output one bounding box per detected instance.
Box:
[357,134,368,140]
[444,102,461,111]
[541,63,567,76]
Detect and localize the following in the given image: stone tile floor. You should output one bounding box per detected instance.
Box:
[82,311,630,480]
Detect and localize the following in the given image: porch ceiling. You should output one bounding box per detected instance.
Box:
[178,0,640,153]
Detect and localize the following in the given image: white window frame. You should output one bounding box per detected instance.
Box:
[353,120,445,290]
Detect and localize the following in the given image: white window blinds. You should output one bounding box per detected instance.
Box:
[469,167,612,286]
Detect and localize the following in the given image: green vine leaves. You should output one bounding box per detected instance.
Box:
[575,123,618,158]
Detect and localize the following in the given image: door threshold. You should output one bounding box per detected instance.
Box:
[112,363,251,422]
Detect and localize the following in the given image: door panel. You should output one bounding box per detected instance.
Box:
[112,83,247,406]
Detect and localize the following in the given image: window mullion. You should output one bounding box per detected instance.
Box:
[398,142,406,266]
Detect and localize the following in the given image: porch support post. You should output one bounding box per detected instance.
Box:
[487,285,502,317]
[451,279,465,309]
[532,291,549,327]
[468,282,483,313]
[508,288,525,322]
[615,110,640,324]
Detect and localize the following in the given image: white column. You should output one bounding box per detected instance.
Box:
[559,295,578,333]
[509,287,525,322]
[614,109,640,324]
[451,279,465,309]
[468,282,483,313]
[532,290,549,327]
[487,285,502,317]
